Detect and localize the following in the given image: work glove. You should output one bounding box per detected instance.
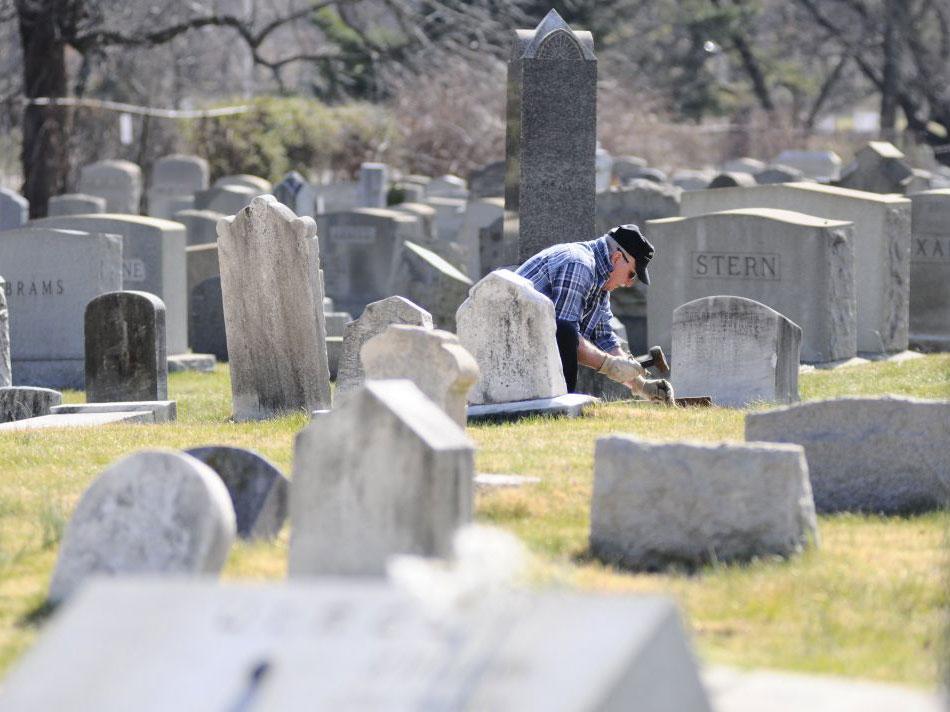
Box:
[635,377,675,405]
[597,354,646,384]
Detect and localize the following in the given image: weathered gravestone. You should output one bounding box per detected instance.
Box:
[214,174,272,193]
[47,450,235,604]
[189,277,227,361]
[0,386,62,422]
[745,397,950,514]
[78,160,142,213]
[356,162,388,208]
[594,179,681,239]
[0,228,122,388]
[290,379,474,576]
[0,187,29,229]
[478,215,517,277]
[147,154,208,219]
[646,209,856,363]
[837,141,914,194]
[680,182,912,355]
[468,159,506,199]
[460,197,505,277]
[335,295,433,398]
[361,325,480,426]
[0,277,8,387]
[506,10,597,261]
[85,291,167,402]
[390,241,472,332]
[186,446,288,540]
[0,578,712,712]
[173,208,222,246]
[774,150,842,182]
[218,195,331,420]
[33,214,188,355]
[590,436,818,569]
[47,193,106,216]
[193,185,258,214]
[908,189,950,351]
[457,270,567,405]
[672,296,801,407]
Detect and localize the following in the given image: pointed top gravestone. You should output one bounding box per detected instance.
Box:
[217,195,331,420]
[506,10,597,262]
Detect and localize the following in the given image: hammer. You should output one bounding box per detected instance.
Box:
[635,345,670,378]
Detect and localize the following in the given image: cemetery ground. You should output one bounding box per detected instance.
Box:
[0,356,947,687]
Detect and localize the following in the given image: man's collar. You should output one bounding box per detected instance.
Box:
[592,236,612,287]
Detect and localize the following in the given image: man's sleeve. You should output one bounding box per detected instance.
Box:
[548,261,594,324]
[591,299,621,352]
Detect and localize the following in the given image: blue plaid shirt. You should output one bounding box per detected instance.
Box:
[515,236,621,352]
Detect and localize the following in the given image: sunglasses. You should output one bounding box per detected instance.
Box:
[618,250,637,281]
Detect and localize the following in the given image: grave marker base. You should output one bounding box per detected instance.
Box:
[466,393,598,422]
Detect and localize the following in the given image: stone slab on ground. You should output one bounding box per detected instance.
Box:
[167,353,215,373]
[0,579,711,712]
[467,393,598,422]
[50,400,177,423]
[0,386,62,423]
[745,396,950,513]
[474,474,542,489]
[0,411,155,431]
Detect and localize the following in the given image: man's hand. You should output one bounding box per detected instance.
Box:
[635,378,675,405]
[597,354,646,384]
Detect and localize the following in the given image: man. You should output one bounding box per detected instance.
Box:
[516,224,674,404]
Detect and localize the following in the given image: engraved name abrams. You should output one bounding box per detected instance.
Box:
[691,252,781,280]
[1,279,66,297]
[913,236,950,263]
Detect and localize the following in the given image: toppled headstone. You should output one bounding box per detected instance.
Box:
[0,386,62,422]
[290,380,474,576]
[85,291,167,403]
[457,270,567,405]
[0,187,29,229]
[46,193,107,217]
[0,277,9,388]
[590,436,818,569]
[189,277,227,361]
[335,296,433,397]
[672,296,801,407]
[218,195,331,420]
[908,189,950,351]
[78,159,142,213]
[361,325,479,426]
[186,446,288,540]
[51,400,176,423]
[48,450,235,603]
[745,396,950,513]
[356,162,388,208]
[390,241,472,332]
[506,10,597,261]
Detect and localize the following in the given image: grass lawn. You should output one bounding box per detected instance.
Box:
[0,354,948,684]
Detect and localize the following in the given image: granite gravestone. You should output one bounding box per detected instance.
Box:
[173,208,222,246]
[0,187,29,229]
[51,400,176,423]
[185,446,288,540]
[189,277,227,361]
[290,380,474,577]
[908,189,950,351]
[218,195,331,420]
[672,296,801,407]
[47,450,235,604]
[335,296,433,398]
[85,291,167,403]
[746,397,950,514]
[680,182,911,355]
[506,10,597,261]
[32,214,188,355]
[460,197,505,277]
[468,160,506,199]
[478,215,516,277]
[361,325,480,426]
[0,277,9,387]
[390,241,472,332]
[456,270,567,405]
[590,436,818,569]
[0,228,122,388]
[773,150,842,182]
[78,160,142,213]
[838,141,914,194]
[594,180,681,237]
[47,193,106,216]
[146,154,208,219]
[423,196,466,245]
[0,386,62,423]
[356,162,388,208]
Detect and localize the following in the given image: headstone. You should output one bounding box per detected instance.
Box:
[908,189,950,351]
[312,180,358,214]
[391,202,437,244]
[273,171,317,217]
[173,208,222,246]
[356,162,388,208]
[646,209,856,363]
[51,400,176,423]
[147,154,208,219]
[595,144,613,192]
[185,243,219,297]
[468,160,506,199]
[193,185,259,214]
[0,277,8,387]
[478,215,517,276]
[708,172,757,189]
[78,160,142,213]
[185,446,288,540]
[837,141,914,194]
[33,214,188,355]
[390,241,473,332]
[426,174,469,200]
[594,179,681,236]
[335,296,433,397]
[424,196,467,246]
[745,396,950,514]
[218,195,331,420]
[754,164,805,184]
[0,410,154,431]
[393,181,425,203]
[0,187,29,229]
[680,182,911,354]
[85,291,167,403]
[611,155,648,184]
[47,193,107,216]
[47,450,236,603]
[214,174,272,193]
[672,296,801,407]
[672,169,714,191]
[627,167,668,184]
[457,270,567,404]
[361,325,480,426]
[290,379,474,576]
[323,310,351,338]
[0,228,122,388]
[590,436,817,569]
[460,197,505,277]
[506,10,597,261]
[0,386,62,422]
[774,150,842,182]
[189,277,227,361]
[720,157,766,174]
[0,579,711,712]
